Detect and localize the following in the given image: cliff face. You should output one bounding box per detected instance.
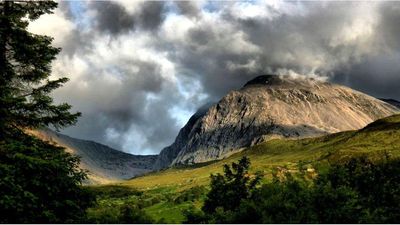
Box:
[153,104,211,169]
[154,75,399,169]
[30,129,157,184]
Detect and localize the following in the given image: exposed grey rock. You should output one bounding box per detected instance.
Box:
[154,75,399,169]
[153,103,212,170]
[31,129,157,184]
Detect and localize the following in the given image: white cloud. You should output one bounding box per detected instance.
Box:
[27,0,400,154]
[28,8,75,47]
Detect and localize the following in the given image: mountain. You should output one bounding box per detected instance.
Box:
[380,98,400,109]
[128,114,400,192]
[29,129,157,184]
[153,103,212,169]
[100,113,400,223]
[154,75,399,169]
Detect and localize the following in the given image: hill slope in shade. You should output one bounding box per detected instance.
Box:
[30,129,157,184]
[154,75,398,169]
[123,114,400,192]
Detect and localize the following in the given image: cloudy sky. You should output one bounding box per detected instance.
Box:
[28,0,400,155]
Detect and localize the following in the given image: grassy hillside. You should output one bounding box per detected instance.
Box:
[87,114,400,223]
[118,114,400,190]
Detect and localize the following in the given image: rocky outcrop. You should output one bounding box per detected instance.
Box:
[153,103,211,169]
[30,129,157,184]
[154,75,399,169]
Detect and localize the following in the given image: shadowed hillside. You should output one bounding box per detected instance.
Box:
[30,129,157,184]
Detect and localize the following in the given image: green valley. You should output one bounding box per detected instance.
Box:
[86,114,400,223]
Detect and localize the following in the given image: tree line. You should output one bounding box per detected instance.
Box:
[184,155,400,223]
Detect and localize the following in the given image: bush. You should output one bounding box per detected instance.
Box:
[185,155,400,223]
[184,157,261,223]
[86,203,153,223]
[174,186,207,204]
[202,157,261,213]
[120,204,153,224]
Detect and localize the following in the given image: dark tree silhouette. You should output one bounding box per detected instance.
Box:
[0,1,80,136]
[0,1,93,223]
[202,156,261,213]
[186,156,400,223]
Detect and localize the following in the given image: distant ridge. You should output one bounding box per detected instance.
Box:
[30,129,156,184]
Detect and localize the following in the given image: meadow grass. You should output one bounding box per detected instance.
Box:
[88,114,400,223]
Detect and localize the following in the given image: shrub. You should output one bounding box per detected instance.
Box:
[174,186,207,204]
[185,155,400,223]
[202,157,261,213]
[86,203,153,223]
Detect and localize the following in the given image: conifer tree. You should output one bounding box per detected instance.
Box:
[0,0,80,136]
[0,2,93,223]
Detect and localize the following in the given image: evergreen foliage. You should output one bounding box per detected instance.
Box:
[0,0,80,135]
[0,1,93,223]
[0,130,94,223]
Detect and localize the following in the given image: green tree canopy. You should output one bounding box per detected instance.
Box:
[186,156,400,223]
[0,130,94,223]
[202,156,261,213]
[0,1,93,223]
[0,0,80,136]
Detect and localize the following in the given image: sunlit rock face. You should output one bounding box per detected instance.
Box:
[154,75,399,169]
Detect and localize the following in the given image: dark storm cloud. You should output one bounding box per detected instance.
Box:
[60,31,93,57]
[46,1,194,154]
[164,2,400,101]
[175,1,201,18]
[378,3,400,50]
[91,1,135,34]
[138,1,166,30]
[89,1,166,34]
[58,1,74,19]
[330,2,400,100]
[333,54,400,100]
[35,1,400,155]
[55,57,184,153]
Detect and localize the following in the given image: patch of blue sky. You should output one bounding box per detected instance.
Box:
[176,75,206,100]
[172,76,209,126]
[202,1,222,13]
[68,1,92,30]
[202,0,257,13]
[168,105,194,128]
[163,1,180,15]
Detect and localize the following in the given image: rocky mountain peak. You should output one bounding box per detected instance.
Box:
[242,74,325,89]
[153,75,399,170]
